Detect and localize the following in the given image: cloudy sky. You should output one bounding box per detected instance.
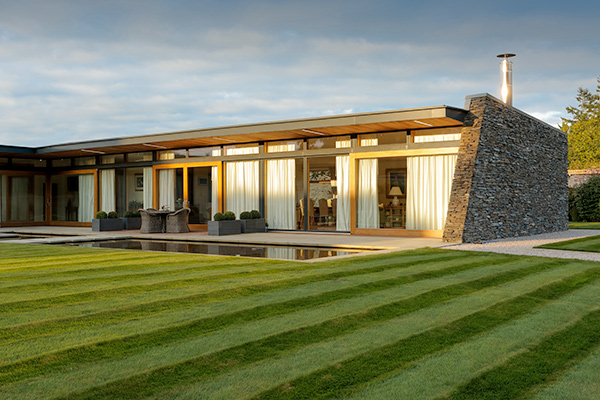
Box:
[1,0,599,147]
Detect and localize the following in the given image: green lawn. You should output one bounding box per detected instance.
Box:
[1,243,600,399]
[538,234,600,253]
[569,221,600,229]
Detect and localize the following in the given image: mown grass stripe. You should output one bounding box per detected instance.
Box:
[0,255,260,284]
[0,250,464,313]
[49,260,582,400]
[0,256,518,383]
[537,234,600,253]
[0,254,506,345]
[532,346,600,400]
[246,267,600,400]
[442,309,600,399]
[0,248,178,270]
[0,258,293,293]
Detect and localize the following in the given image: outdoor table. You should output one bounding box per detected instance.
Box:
[155,210,173,233]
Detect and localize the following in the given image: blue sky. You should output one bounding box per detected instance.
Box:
[0,0,599,146]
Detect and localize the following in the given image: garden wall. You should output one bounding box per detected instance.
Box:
[443,93,568,243]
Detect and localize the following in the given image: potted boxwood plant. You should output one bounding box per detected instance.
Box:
[240,210,266,233]
[208,211,241,236]
[122,210,142,230]
[92,211,124,231]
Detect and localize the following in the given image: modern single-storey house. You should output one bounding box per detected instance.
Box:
[0,93,567,243]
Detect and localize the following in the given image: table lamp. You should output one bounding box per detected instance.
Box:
[389,186,403,206]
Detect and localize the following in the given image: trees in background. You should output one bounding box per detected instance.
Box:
[561,77,600,170]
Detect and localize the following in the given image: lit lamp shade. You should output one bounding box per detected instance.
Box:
[389,186,403,206]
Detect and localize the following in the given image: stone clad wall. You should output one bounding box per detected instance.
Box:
[443,94,568,243]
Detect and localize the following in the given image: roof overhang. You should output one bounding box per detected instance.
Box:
[4,105,468,159]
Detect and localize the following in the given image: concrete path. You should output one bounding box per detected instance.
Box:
[444,229,600,262]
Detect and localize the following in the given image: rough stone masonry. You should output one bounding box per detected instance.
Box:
[443,93,568,243]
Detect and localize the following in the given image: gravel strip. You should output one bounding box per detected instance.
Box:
[443,230,600,262]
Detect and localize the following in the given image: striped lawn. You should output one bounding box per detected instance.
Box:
[537,234,600,253]
[1,243,599,399]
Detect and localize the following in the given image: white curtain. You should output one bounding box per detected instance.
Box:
[100,169,116,212]
[78,174,94,222]
[266,154,295,229]
[406,154,457,230]
[159,169,176,210]
[357,138,379,229]
[10,177,28,221]
[143,167,153,209]
[335,139,351,231]
[211,166,219,220]
[225,146,259,217]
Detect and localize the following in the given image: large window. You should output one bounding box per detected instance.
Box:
[0,174,46,223]
[187,166,217,224]
[157,168,184,211]
[355,152,456,231]
[51,173,95,222]
[266,158,303,230]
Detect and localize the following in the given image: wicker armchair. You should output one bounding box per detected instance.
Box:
[166,208,190,233]
[140,209,163,233]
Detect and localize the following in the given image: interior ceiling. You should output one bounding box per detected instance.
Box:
[3,110,465,159]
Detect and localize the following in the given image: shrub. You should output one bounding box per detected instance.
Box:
[124,210,140,218]
[107,211,119,219]
[250,210,261,219]
[240,211,252,219]
[95,211,108,219]
[213,212,224,221]
[128,200,143,210]
[568,187,579,222]
[224,211,236,220]
[574,176,600,221]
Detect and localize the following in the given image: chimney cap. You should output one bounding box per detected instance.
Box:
[496,53,516,58]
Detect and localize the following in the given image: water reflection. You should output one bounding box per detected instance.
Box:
[72,240,357,260]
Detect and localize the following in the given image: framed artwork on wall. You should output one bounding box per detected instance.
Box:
[135,174,143,191]
[386,168,406,197]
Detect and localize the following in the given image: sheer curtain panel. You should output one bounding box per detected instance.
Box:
[406,154,457,230]
[143,167,153,209]
[100,169,116,212]
[225,146,259,217]
[357,138,379,229]
[158,169,176,210]
[266,149,295,229]
[78,174,94,222]
[335,140,351,231]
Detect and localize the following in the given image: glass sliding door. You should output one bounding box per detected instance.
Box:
[187,166,215,224]
[307,156,349,231]
[354,152,457,232]
[157,168,184,211]
[266,158,300,230]
[125,167,145,212]
[0,174,46,224]
[51,173,95,222]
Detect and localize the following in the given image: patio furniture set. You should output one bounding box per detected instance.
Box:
[139,208,190,234]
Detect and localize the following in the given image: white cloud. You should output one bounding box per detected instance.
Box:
[0,0,598,146]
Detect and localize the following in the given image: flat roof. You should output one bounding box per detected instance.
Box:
[1,105,467,159]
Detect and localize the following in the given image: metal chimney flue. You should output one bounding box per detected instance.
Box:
[497,53,516,106]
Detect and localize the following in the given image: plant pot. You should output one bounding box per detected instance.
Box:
[208,220,242,236]
[92,218,124,232]
[122,217,142,230]
[241,218,266,233]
